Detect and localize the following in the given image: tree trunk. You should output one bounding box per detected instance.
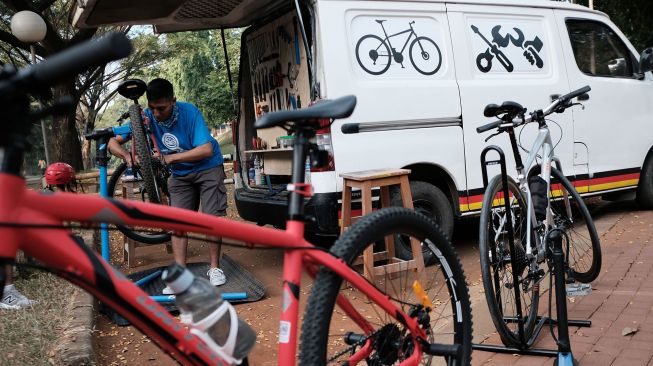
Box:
[50,80,84,170]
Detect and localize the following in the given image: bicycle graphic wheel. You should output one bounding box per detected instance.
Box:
[479,175,539,348]
[355,34,392,75]
[409,36,442,75]
[300,208,472,365]
[108,162,172,244]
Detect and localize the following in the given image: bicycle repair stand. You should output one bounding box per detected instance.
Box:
[473,146,591,366]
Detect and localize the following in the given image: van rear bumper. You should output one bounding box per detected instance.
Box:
[235,188,341,234]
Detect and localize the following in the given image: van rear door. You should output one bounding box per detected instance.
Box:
[554,9,653,195]
[448,3,574,211]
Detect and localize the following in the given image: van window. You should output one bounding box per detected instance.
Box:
[566,19,634,78]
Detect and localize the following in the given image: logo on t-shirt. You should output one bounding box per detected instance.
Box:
[162,133,182,152]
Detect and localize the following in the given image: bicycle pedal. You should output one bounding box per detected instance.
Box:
[566,283,592,297]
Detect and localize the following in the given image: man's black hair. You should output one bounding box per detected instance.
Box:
[146,78,174,101]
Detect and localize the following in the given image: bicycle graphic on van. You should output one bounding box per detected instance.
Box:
[355,20,442,76]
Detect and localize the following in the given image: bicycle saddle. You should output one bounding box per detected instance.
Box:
[118,79,147,101]
[254,95,356,130]
[483,101,525,120]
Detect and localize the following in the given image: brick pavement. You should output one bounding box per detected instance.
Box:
[473,209,653,366]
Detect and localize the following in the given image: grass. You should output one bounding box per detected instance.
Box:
[0,269,76,365]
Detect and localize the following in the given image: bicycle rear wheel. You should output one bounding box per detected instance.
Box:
[107,162,172,244]
[547,167,601,283]
[300,207,472,366]
[479,175,539,348]
[129,104,161,205]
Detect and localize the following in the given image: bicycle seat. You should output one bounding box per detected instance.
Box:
[118,79,147,101]
[254,95,356,130]
[483,101,525,120]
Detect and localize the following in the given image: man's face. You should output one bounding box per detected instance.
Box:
[148,97,176,122]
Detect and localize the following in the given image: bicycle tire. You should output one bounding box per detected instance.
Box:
[408,36,442,75]
[479,175,539,348]
[129,104,161,205]
[547,167,601,283]
[107,162,172,244]
[300,207,472,365]
[355,34,392,75]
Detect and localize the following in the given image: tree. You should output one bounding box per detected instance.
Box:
[78,33,171,169]
[0,0,103,170]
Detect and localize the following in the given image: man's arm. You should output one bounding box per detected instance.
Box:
[108,136,135,167]
[162,142,213,164]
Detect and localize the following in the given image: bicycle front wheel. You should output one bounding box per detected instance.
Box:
[548,167,601,283]
[409,36,442,75]
[355,34,392,75]
[479,175,539,348]
[300,207,472,366]
[107,162,172,244]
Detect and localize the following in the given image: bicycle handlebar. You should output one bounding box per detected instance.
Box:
[476,120,502,133]
[0,32,132,98]
[477,85,591,134]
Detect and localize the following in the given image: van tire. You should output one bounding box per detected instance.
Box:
[391,181,454,265]
[637,155,653,209]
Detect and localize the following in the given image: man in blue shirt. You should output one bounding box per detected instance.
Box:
[108,79,228,292]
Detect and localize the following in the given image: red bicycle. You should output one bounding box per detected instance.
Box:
[0,33,472,365]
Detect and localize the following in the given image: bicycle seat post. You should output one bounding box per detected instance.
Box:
[287,125,315,222]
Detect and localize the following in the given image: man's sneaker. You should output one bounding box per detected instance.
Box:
[208,268,226,286]
[162,285,175,295]
[1,286,37,309]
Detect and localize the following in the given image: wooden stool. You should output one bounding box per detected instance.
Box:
[121,182,173,268]
[340,169,426,284]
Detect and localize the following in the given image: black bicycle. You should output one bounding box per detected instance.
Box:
[355,20,442,76]
[107,79,172,244]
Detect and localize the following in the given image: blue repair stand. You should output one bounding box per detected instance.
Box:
[86,126,247,304]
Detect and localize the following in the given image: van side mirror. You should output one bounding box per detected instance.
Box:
[639,47,653,74]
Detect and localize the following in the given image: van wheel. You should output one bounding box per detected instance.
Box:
[637,155,653,209]
[391,181,454,265]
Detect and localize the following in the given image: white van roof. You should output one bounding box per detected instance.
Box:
[73,0,605,32]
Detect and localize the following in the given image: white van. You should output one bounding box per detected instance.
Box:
[75,0,653,250]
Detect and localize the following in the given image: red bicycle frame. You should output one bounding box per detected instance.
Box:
[0,173,427,366]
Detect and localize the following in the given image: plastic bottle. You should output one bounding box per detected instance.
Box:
[304,157,311,184]
[162,264,257,364]
[253,155,261,186]
[248,167,255,186]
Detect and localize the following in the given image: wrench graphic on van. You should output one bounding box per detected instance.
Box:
[471,24,514,72]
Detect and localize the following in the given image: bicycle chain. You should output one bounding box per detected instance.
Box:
[326,331,375,363]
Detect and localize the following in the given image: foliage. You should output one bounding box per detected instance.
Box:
[575,0,653,51]
[141,29,242,129]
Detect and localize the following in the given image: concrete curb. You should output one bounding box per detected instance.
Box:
[50,230,98,366]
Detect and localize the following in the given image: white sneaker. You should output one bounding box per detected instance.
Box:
[208,268,226,286]
[162,285,174,295]
[1,286,37,309]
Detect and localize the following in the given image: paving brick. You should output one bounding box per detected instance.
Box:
[578,351,616,366]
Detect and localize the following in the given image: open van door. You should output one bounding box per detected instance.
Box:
[73,0,283,30]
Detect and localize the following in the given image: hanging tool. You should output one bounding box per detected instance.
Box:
[471,25,513,73]
[293,16,301,65]
[276,88,282,111]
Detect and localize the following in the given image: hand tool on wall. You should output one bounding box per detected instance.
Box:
[471,25,513,73]
[293,16,301,65]
[276,88,282,111]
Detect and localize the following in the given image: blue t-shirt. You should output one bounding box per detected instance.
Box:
[119,102,223,177]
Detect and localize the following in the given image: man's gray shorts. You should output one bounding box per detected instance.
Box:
[168,165,228,217]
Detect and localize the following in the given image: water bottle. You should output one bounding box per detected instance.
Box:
[304,157,311,184]
[162,264,257,364]
[254,155,261,186]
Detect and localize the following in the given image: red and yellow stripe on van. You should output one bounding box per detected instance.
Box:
[459,169,640,213]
